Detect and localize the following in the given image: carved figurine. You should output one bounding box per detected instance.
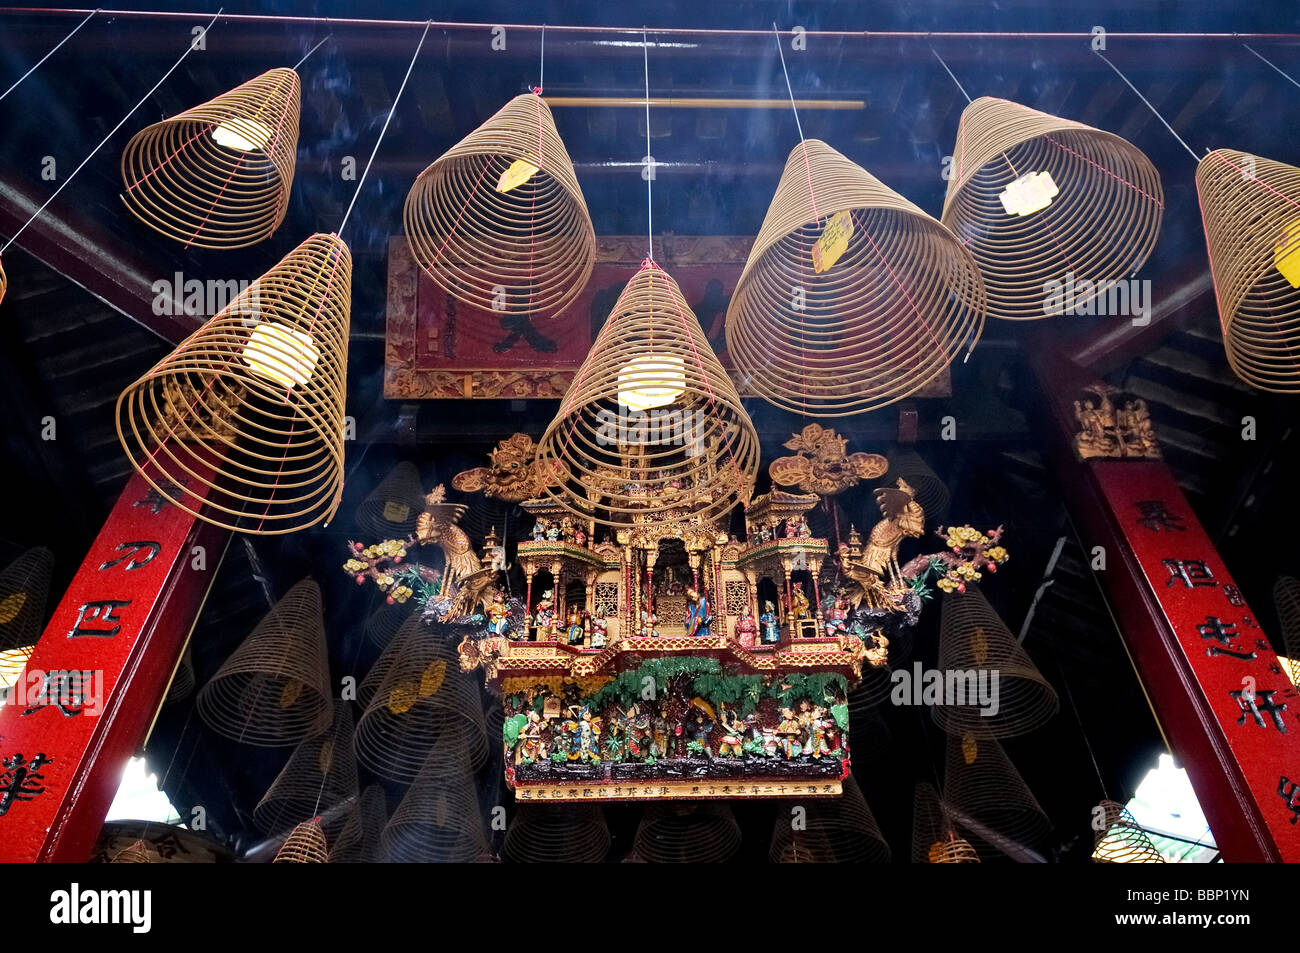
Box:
[688,699,716,758]
[545,521,561,541]
[533,590,556,637]
[784,518,799,539]
[768,424,890,496]
[639,604,658,639]
[776,707,802,758]
[560,517,576,544]
[685,586,712,638]
[531,518,548,541]
[451,432,558,502]
[566,605,586,646]
[589,616,607,649]
[790,582,811,621]
[486,588,511,637]
[574,526,587,548]
[796,515,812,538]
[717,704,746,758]
[824,591,849,637]
[759,601,780,645]
[734,607,757,648]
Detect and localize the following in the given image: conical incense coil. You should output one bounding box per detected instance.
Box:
[273,818,329,863]
[381,751,486,862]
[933,584,1058,738]
[254,701,358,835]
[940,97,1163,322]
[196,578,333,746]
[364,600,413,650]
[943,730,1052,860]
[354,617,488,783]
[1093,799,1164,863]
[109,840,155,864]
[911,781,976,863]
[535,261,760,527]
[725,139,985,416]
[769,775,891,863]
[404,93,595,319]
[355,461,426,538]
[1274,576,1300,684]
[164,646,196,706]
[887,447,951,529]
[116,233,350,535]
[121,68,300,249]
[502,804,611,863]
[330,784,389,863]
[0,546,54,652]
[633,803,742,863]
[1197,149,1300,392]
[358,613,417,706]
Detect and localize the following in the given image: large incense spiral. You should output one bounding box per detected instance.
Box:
[941,97,1163,321]
[726,138,986,416]
[121,68,300,249]
[404,93,596,319]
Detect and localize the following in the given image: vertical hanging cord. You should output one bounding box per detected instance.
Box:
[538,23,545,92]
[773,22,806,142]
[1094,51,1201,163]
[643,27,653,261]
[0,8,98,102]
[337,19,431,238]
[930,47,973,104]
[1,8,223,257]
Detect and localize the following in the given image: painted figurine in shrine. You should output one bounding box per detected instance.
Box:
[685,587,712,638]
[755,524,772,544]
[486,588,511,637]
[574,525,587,548]
[796,515,812,538]
[531,518,548,541]
[717,704,746,758]
[790,582,811,621]
[824,590,849,637]
[545,521,561,541]
[566,605,586,645]
[688,700,716,758]
[517,709,544,764]
[589,616,607,649]
[560,517,576,544]
[652,705,672,760]
[759,601,780,645]
[533,590,556,637]
[566,705,601,763]
[776,707,802,758]
[784,518,799,539]
[639,603,658,639]
[734,606,757,648]
[798,700,830,760]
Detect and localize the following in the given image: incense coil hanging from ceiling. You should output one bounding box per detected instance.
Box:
[502,803,611,863]
[940,96,1164,321]
[330,784,389,864]
[534,262,760,527]
[768,775,891,863]
[381,749,488,862]
[116,233,350,535]
[1197,149,1300,392]
[403,93,596,319]
[1092,799,1165,863]
[254,700,358,836]
[910,782,980,864]
[943,729,1053,861]
[632,802,742,863]
[120,68,300,249]
[273,818,330,863]
[725,138,986,417]
[0,546,54,652]
[195,578,333,746]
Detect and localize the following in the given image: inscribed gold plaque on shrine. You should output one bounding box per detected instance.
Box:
[385,235,951,400]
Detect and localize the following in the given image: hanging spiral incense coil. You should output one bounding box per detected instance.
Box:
[1093,799,1165,863]
[535,262,760,527]
[381,751,487,862]
[911,782,979,863]
[330,784,389,863]
[0,546,54,652]
[196,578,333,746]
[769,775,891,863]
[1273,576,1300,684]
[116,233,351,535]
[164,646,196,706]
[943,730,1052,861]
[364,600,413,650]
[109,840,155,864]
[354,616,488,783]
[502,803,611,863]
[272,818,329,863]
[1197,149,1300,392]
[933,584,1058,738]
[940,97,1164,322]
[355,461,426,539]
[725,139,985,417]
[358,612,416,706]
[632,803,742,863]
[254,701,358,835]
[120,68,300,249]
[404,93,595,319]
[887,448,951,529]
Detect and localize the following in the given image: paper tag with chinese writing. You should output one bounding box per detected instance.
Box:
[812,210,854,274]
[382,501,410,522]
[1274,220,1300,289]
[999,170,1058,216]
[497,158,540,193]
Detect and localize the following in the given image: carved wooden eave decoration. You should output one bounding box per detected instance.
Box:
[1072,382,1162,461]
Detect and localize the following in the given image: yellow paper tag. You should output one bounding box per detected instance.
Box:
[962,732,979,765]
[0,592,27,625]
[278,679,302,710]
[1274,220,1300,289]
[496,158,540,193]
[382,501,410,523]
[387,682,417,714]
[928,841,946,863]
[812,210,853,274]
[999,170,1059,216]
[419,660,447,697]
[972,626,988,666]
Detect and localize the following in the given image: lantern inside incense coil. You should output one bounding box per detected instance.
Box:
[404,93,595,319]
[1197,149,1300,392]
[196,578,333,746]
[534,261,760,528]
[941,97,1163,321]
[116,233,351,535]
[726,139,985,416]
[120,68,300,249]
